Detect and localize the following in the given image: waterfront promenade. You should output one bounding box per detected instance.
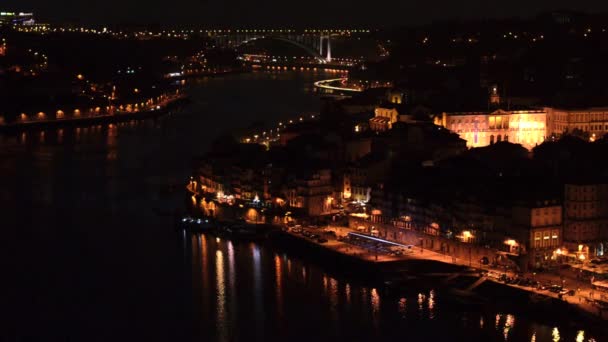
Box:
[185,185,607,320]
[0,94,187,131]
[295,224,608,320]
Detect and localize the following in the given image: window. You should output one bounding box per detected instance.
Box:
[543,232,550,247]
[534,232,541,248]
[490,135,495,144]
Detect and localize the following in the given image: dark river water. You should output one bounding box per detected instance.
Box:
[0,71,600,341]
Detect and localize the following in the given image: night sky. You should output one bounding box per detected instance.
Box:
[3,0,608,27]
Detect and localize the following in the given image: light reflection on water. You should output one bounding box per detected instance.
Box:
[274,253,283,320]
[184,232,600,341]
[215,249,226,342]
[1,71,603,341]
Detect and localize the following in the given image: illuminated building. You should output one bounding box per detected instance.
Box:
[563,183,608,257]
[546,106,608,138]
[435,109,547,150]
[511,199,562,269]
[341,153,389,203]
[432,85,549,150]
[286,169,334,216]
[370,90,426,132]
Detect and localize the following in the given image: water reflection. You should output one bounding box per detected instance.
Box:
[398,297,406,318]
[328,277,338,321]
[227,241,237,340]
[215,249,227,342]
[183,232,604,341]
[504,314,515,340]
[370,288,380,329]
[576,330,585,342]
[201,234,209,302]
[252,243,263,338]
[274,254,283,319]
[418,292,425,318]
[345,283,351,306]
[552,327,560,342]
[428,289,436,320]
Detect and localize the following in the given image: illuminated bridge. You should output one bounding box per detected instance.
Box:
[207,29,371,63]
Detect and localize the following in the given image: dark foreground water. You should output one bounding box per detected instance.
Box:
[0,71,600,341]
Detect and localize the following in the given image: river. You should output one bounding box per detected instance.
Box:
[0,71,599,341]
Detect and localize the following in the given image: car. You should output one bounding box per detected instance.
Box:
[537,283,549,291]
[479,257,489,265]
[486,272,501,280]
[549,285,563,293]
[317,238,328,243]
[561,289,575,296]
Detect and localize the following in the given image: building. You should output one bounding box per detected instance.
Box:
[546,106,608,139]
[432,85,548,150]
[286,169,334,216]
[342,152,389,202]
[563,183,608,258]
[369,88,420,132]
[435,109,547,150]
[511,199,563,269]
[369,105,399,132]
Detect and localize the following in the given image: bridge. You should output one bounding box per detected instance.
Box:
[207,29,371,63]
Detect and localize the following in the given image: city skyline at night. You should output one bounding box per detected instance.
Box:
[2,1,608,27]
[3,3,608,341]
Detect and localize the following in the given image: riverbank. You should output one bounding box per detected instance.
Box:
[0,95,189,133]
[269,228,473,277]
[270,224,608,330]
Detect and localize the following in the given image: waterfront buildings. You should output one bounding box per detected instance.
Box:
[511,199,563,268]
[286,169,334,216]
[563,183,608,258]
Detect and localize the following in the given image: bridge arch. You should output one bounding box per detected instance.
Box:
[238,36,327,63]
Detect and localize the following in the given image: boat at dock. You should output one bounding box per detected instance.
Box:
[177,215,217,232]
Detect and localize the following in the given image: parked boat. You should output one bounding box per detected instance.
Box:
[178,216,216,232]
